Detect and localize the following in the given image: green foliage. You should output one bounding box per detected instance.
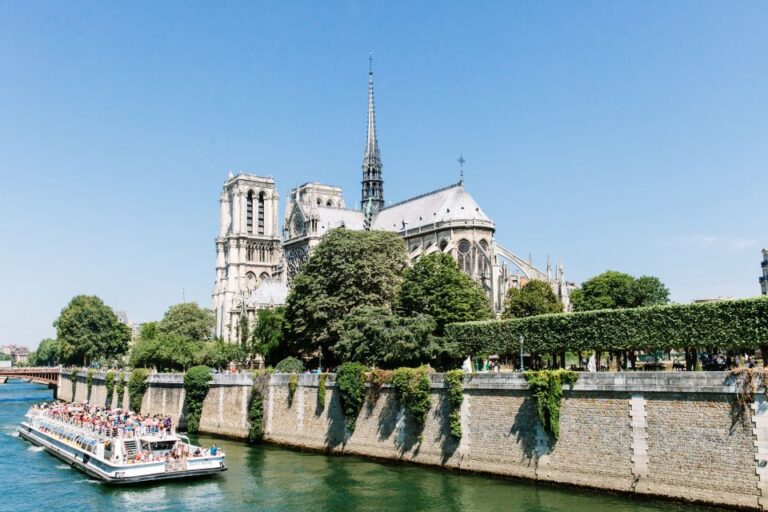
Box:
[283,229,408,362]
[248,386,264,443]
[288,374,298,406]
[396,253,492,336]
[54,295,131,366]
[444,370,464,438]
[275,356,304,374]
[197,340,244,370]
[128,368,150,412]
[524,370,578,440]
[105,370,115,404]
[139,321,158,341]
[251,307,286,366]
[445,297,768,356]
[157,303,215,341]
[318,373,327,408]
[183,365,212,433]
[0,353,10,362]
[502,280,563,319]
[86,369,94,399]
[130,333,197,371]
[391,367,432,430]
[336,362,368,431]
[367,369,391,405]
[334,306,439,368]
[71,372,78,401]
[30,338,60,366]
[571,271,669,312]
[116,372,125,406]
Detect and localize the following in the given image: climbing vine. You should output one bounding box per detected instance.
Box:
[367,369,391,406]
[524,369,578,440]
[105,370,115,405]
[318,373,327,409]
[288,374,298,406]
[391,367,432,432]
[336,362,368,431]
[86,369,94,400]
[248,386,264,442]
[70,371,78,401]
[128,368,150,413]
[730,368,768,422]
[445,370,464,439]
[116,372,125,407]
[184,365,212,433]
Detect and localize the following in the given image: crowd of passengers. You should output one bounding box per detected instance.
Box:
[31,402,175,438]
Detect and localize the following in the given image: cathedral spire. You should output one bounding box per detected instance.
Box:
[362,53,384,211]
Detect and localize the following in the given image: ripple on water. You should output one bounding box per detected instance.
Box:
[27,446,43,452]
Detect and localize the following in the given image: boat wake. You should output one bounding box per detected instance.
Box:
[4,431,19,438]
[27,446,44,452]
[56,464,71,470]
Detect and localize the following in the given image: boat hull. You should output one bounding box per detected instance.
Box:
[18,423,227,484]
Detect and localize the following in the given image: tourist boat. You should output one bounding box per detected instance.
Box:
[18,406,227,484]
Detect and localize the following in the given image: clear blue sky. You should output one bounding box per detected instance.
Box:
[1,1,766,348]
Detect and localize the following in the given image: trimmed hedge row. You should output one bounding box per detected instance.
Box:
[445,297,768,355]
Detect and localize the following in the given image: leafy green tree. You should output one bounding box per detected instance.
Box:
[283,229,408,361]
[251,307,285,366]
[130,333,197,371]
[55,295,131,366]
[571,271,670,312]
[0,353,12,362]
[502,280,563,319]
[30,338,60,366]
[197,340,244,370]
[396,253,492,335]
[139,321,158,341]
[275,356,304,373]
[334,306,439,368]
[157,303,215,341]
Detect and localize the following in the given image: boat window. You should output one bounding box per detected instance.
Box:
[150,441,176,452]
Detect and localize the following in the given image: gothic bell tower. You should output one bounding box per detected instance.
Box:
[361,57,384,212]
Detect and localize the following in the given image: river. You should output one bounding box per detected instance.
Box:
[0,381,724,512]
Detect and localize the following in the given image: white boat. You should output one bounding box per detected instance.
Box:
[18,406,227,484]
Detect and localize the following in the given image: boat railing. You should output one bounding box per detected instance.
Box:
[165,459,188,473]
[28,410,177,442]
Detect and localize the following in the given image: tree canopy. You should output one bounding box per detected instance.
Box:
[54,295,131,366]
[396,253,492,335]
[157,303,215,341]
[333,305,439,368]
[251,307,285,366]
[570,271,670,312]
[502,280,563,319]
[283,229,408,361]
[30,338,60,366]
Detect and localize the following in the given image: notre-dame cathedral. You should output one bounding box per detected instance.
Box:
[212,66,574,342]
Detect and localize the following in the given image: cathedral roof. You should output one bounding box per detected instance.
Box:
[371,183,494,232]
[314,206,366,234]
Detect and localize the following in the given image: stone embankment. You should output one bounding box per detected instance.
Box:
[59,370,763,510]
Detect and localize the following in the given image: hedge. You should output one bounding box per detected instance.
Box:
[445,297,768,355]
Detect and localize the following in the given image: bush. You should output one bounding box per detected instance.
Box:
[128,369,150,412]
[445,297,768,356]
[367,369,391,406]
[183,365,212,433]
[288,374,298,406]
[444,370,464,438]
[86,369,94,400]
[116,372,125,406]
[391,367,432,431]
[105,370,115,404]
[248,387,264,443]
[275,356,304,374]
[524,369,578,440]
[336,362,368,431]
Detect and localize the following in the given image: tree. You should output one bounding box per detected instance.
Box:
[396,253,492,335]
[139,321,158,341]
[251,307,285,366]
[157,303,215,342]
[197,340,244,370]
[502,280,563,319]
[54,295,131,366]
[333,305,439,368]
[130,333,197,371]
[571,271,670,312]
[30,338,60,366]
[283,229,408,361]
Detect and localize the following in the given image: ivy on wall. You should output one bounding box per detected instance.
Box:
[524,369,578,440]
[70,372,78,401]
[391,367,432,435]
[183,365,212,433]
[444,370,464,439]
[86,369,94,400]
[336,362,368,431]
[288,374,298,407]
[248,386,264,443]
[445,297,768,356]
[105,370,115,405]
[128,368,149,412]
[116,372,125,406]
[367,369,391,406]
[318,373,327,409]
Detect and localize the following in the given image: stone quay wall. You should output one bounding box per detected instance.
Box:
[59,371,764,510]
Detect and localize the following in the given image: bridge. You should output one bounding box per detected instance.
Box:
[0,366,60,386]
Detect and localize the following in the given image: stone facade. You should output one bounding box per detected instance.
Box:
[58,371,762,509]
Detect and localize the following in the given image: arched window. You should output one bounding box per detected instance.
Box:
[439,240,448,252]
[246,245,254,262]
[258,192,265,235]
[326,199,333,207]
[246,191,254,233]
[457,239,472,274]
[246,272,257,290]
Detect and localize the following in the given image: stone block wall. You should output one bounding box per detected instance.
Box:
[56,370,765,510]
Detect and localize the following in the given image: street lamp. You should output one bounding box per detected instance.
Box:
[519,335,525,371]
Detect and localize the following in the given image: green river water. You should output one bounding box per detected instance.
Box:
[0,381,726,512]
